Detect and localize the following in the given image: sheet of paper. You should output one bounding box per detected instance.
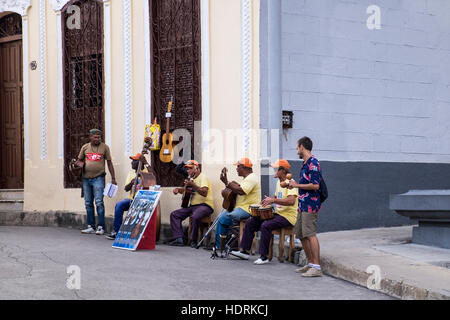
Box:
[104,183,118,198]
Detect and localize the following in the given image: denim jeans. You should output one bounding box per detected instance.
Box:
[114,198,132,233]
[215,207,250,248]
[83,175,105,228]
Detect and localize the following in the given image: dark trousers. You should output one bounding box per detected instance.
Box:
[170,204,213,241]
[240,214,292,257]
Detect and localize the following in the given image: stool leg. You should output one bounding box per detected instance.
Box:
[289,233,294,262]
[205,222,212,246]
[278,229,285,263]
[187,217,192,245]
[268,234,273,261]
[239,222,244,248]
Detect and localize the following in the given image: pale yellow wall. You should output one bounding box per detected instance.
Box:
[20,0,260,229]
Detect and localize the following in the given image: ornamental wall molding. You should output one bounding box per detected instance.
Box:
[0,0,31,16]
[51,0,109,12]
[241,0,252,153]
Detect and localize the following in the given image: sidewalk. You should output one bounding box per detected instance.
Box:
[315,226,450,300]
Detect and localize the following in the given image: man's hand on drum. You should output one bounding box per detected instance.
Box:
[261,196,275,207]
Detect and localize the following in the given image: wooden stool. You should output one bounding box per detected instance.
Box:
[239,219,257,255]
[187,215,212,245]
[268,226,295,263]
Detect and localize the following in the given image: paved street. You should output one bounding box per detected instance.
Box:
[0,226,393,300]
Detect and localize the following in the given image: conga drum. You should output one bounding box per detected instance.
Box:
[258,205,274,220]
[249,204,261,217]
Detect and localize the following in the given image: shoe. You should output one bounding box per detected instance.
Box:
[301,267,323,277]
[168,238,184,246]
[81,225,95,234]
[190,241,197,248]
[105,232,117,240]
[254,257,269,265]
[96,226,105,235]
[295,264,311,273]
[230,250,249,260]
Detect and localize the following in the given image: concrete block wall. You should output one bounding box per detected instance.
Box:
[281,0,450,163]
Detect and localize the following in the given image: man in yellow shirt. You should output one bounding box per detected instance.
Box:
[169,160,214,247]
[105,153,151,240]
[215,158,261,250]
[231,159,298,264]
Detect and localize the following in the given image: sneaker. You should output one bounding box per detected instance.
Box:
[230,250,249,260]
[96,226,105,235]
[301,267,323,277]
[254,257,269,265]
[105,232,117,240]
[168,238,184,246]
[295,264,311,273]
[81,225,95,234]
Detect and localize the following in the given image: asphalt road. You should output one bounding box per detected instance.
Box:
[0,226,393,300]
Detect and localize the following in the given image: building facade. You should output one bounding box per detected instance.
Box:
[260,0,450,232]
[0,0,261,229]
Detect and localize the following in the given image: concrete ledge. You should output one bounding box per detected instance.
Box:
[318,226,450,300]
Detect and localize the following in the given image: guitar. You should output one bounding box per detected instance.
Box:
[181,175,194,208]
[220,167,237,211]
[159,97,174,163]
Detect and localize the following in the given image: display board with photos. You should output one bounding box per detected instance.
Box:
[112,189,162,250]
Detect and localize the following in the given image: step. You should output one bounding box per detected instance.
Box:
[0,189,24,201]
[0,200,24,212]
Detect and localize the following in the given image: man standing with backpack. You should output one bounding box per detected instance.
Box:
[288,136,324,277]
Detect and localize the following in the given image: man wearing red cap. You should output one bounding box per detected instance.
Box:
[231,159,298,264]
[215,158,261,250]
[105,153,151,240]
[168,160,214,247]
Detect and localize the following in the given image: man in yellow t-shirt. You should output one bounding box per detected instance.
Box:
[168,160,214,247]
[105,153,151,240]
[231,159,298,265]
[215,158,261,250]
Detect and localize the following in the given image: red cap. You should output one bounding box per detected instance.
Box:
[270,159,291,170]
[184,160,199,168]
[233,158,253,168]
[129,153,142,160]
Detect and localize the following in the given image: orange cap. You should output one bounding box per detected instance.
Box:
[184,160,199,168]
[270,159,291,170]
[233,158,253,168]
[129,153,142,160]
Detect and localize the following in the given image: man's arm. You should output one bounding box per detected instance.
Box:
[107,160,117,185]
[226,181,246,195]
[288,180,319,191]
[261,195,296,207]
[184,180,209,197]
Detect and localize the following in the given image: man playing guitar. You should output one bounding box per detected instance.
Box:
[168,160,214,247]
[214,158,261,250]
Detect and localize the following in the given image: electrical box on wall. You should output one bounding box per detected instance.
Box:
[282,110,293,129]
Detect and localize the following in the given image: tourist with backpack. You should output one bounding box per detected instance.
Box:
[288,136,325,277]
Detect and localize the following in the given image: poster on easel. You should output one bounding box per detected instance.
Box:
[112,189,162,251]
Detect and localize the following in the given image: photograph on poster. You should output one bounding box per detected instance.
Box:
[112,190,162,251]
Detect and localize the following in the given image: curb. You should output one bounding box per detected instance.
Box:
[320,255,450,300]
[0,210,173,241]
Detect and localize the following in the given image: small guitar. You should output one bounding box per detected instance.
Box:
[159,97,174,163]
[221,167,237,211]
[181,176,194,208]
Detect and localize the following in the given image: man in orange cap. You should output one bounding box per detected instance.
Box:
[168,160,214,247]
[231,159,298,264]
[214,158,261,250]
[105,153,151,240]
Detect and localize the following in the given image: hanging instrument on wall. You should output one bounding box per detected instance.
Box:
[159,96,174,163]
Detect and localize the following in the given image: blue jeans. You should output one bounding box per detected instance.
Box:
[83,176,105,228]
[215,207,250,248]
[114,198,132,233]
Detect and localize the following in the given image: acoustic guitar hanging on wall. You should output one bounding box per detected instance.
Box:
[159,96,174,163]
